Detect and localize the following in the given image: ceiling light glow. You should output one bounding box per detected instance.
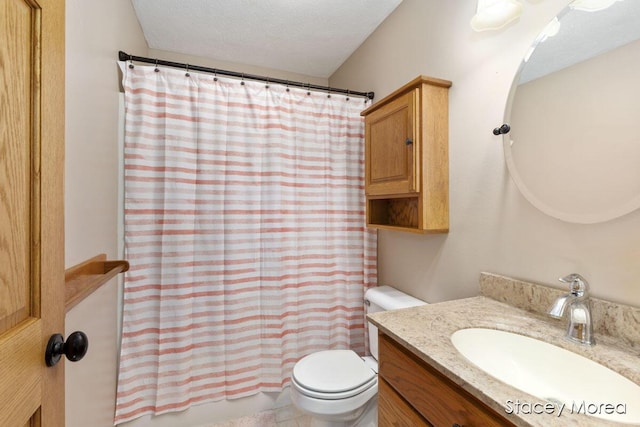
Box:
[471,0,524,32]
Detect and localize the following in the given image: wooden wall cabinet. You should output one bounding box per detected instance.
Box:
[378,333,516,427]
[362,76,451,233]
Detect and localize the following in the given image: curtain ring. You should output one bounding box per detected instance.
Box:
[185,64,190,77]
[128,55,134,69]
[213,69,218,82]
[265,77,270,89]
[327,87,331,99]
[241,73,245,85]
[285,80,290,92]
[306,83,311,96]
[154,59,159,72]
[346,90,350,102]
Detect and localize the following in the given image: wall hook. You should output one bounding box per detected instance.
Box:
[493,124,511,135]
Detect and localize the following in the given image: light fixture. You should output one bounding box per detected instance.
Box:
[471,0,524,32]
[570,0,624,12]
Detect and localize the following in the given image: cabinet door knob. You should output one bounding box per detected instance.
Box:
[405,137,413,145]
[45,331,89,366]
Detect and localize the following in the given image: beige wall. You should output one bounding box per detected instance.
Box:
[147,48,329,87]
[330,0,640,307]
[65,1,146,426]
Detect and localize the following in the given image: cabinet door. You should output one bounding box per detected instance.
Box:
[365,89,419,196]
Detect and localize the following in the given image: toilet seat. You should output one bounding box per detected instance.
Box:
[292,350,377,400]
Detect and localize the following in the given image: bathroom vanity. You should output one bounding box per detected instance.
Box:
[378,332,514,426]
[369,273,640,427]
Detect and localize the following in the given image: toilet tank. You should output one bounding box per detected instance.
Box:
[364,285,427,360]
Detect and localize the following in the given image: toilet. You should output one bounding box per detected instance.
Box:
[290,285,427,426]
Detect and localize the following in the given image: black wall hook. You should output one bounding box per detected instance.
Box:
[493,124,511,135]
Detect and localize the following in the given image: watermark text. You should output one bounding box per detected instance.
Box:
[504,399,627,417]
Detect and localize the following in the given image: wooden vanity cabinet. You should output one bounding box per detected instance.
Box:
[361,76,451,233]
[378,333,516,427]
[379,377,431,426]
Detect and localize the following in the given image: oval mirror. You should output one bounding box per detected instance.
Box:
[503,0,640,224]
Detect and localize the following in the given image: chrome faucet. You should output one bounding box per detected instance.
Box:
[548,273,595,345]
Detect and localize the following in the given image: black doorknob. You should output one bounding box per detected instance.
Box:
[45,331,89,367]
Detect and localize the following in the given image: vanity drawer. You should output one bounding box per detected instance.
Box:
[378,333,515,427]
[379,377,431,426]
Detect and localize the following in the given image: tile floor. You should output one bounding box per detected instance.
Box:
[209,405,312,427]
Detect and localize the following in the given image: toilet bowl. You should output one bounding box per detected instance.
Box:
[290,286,426,426]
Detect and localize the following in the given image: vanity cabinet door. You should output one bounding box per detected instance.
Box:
[365,89,419,196]
[378,333,516,427]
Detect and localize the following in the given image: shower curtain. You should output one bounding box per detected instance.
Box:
[114,63,377,424]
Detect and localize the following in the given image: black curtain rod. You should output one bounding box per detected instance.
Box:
[119,51,375,100]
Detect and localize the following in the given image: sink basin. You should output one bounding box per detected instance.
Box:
[451,328,640,424]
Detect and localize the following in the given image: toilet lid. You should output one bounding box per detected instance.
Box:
[292,350,376,394]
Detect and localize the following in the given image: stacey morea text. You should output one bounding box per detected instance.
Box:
[504,399,628,417]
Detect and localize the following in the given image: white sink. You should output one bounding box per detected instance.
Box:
[451,328,640,424]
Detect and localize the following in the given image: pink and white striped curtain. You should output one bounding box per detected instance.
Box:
[114,63,377,424]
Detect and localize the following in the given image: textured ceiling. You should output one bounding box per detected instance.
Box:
[131,0,403,78]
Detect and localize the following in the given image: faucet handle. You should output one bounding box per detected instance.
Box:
[559,273,589,296]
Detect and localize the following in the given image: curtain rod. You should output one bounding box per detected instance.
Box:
[118,51,375,100]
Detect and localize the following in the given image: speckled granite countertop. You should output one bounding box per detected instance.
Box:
[367,273,640,427]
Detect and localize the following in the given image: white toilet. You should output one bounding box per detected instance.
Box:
[290,285,427,426]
